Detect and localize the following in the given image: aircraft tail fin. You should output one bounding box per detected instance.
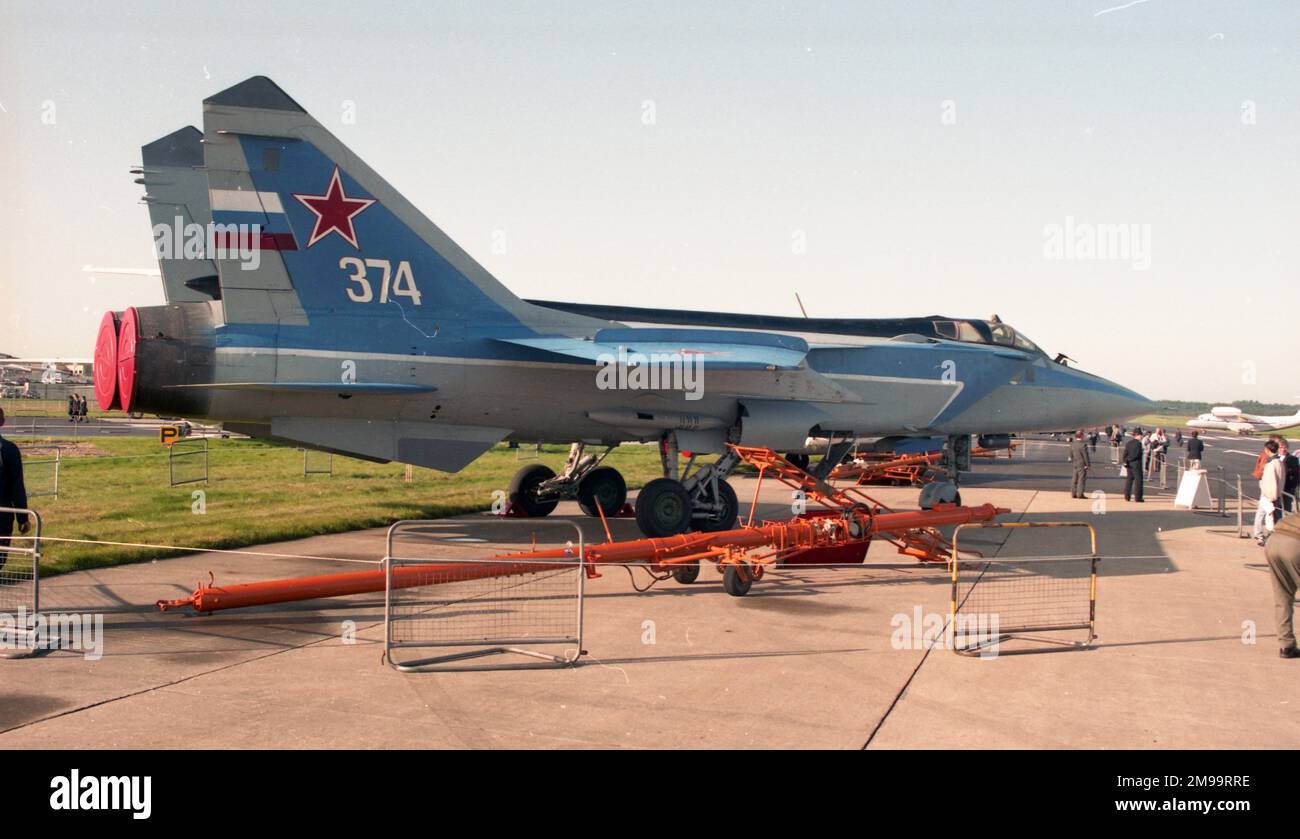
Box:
[200,76,553,336]
[139,127,221,303]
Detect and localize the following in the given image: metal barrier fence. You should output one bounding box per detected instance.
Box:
[19,446,60,499]
[0,507,42,659]
[1017,435,1126,468]
[950,521,1098,655]
[1227,477,1298,539]
[1146,456,1169,491]
[168,438,209,486]
[383,519,586,672]
[302,448,333,478]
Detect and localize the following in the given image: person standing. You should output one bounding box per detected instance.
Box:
[1254,434,1284,481]
[0,408,31,573]
[1069,431,1091,498]
[1152,429,1169,478]
[1186,430,1205,470]
[66,394,76,424]
[1255,440,1284,546]
[1089,430,1099,453]
[1281,440,1299,513]
[1123,428,1145,502]
[1264,513,1300,658]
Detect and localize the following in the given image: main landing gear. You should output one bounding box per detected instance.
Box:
[506,443,628,519]
[503,436,737,539]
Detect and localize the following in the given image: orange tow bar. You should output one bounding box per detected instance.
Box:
[157,559,574,613]
[157,446,1008,612]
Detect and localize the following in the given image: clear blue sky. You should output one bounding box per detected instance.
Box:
[1,0,1296,402]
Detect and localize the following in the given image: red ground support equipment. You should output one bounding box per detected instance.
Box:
[157,446,1008,611]
[830,447,1007,487]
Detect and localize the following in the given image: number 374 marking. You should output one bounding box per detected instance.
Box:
[339,257,423,306]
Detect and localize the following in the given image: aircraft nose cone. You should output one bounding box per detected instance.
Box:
[1089,375,1154,425]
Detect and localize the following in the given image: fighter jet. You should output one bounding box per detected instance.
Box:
[93,76,1152,537]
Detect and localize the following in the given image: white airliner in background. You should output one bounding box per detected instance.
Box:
[1186,406,1300,435]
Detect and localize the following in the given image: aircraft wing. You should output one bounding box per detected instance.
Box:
[497,327,809,369]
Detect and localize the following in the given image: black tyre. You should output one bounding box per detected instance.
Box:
[671,562,701,584]
[634,478,692,537]
[786,453,810,471]
[507,464,559,517]
[696,479,740,532]
[722,564,753,597]
[577,466,627,517]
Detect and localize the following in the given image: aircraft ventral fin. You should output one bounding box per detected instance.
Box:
[496,328,809,370]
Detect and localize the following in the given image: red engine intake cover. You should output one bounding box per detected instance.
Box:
[116,307,140,413]
[93,310,120,411]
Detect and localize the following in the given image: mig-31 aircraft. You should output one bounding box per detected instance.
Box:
[94,77,1152,537]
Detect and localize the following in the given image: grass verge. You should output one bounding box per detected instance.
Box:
[19,437,664,575]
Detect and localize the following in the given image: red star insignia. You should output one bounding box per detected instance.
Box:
[292,166,376,249]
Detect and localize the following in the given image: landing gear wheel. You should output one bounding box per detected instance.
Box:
[508,464,559,517]
[722,564,753,597]
[577,466,627,517]
[671,562,701,584]
[634,478,692,537]
[696,479,739,532]
[918,481,961,510]
[786,453,810,471]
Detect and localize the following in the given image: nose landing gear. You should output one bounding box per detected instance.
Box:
[631,433,746,538]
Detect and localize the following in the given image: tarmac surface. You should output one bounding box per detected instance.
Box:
[0,434,1296,749]
[4,416,210,439]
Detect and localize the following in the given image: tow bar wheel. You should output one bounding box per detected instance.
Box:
[671,562,701,584]
[722,564,754,597]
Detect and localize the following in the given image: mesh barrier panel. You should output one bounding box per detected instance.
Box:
[954,557,1094,635]
[388,560,582,646]
[168,439,208,486]
[384,520,585,671]
[951,522,1097,654]
[0,538,37,615]
[20,450,58,499]
[0,510,39,656]
[303,449,333,477]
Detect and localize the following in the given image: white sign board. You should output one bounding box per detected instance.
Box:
[1175,470,1214,509]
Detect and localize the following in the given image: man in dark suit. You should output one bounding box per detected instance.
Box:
[0,408,31,573]
[1123,428,1145,502]
[1069,431,1091,498]
[1186,429,1205,470]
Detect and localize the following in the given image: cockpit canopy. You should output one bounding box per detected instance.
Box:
[931,319,1043,354]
